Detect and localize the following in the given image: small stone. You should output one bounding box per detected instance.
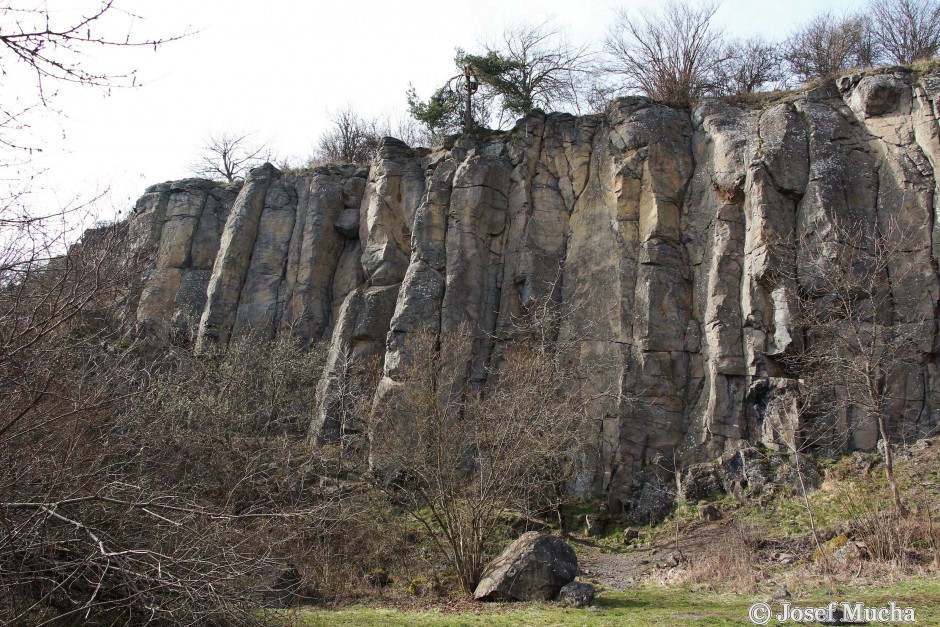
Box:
[698,503,722,521]
[658,555,679,568]
[558,581,596,608]
[767,586,791,602]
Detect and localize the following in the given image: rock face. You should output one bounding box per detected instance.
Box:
[473,532,578,601]
[126,68,940,509]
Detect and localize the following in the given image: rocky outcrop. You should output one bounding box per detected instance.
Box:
[126,68,940,510]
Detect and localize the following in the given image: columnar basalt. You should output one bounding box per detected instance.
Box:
[127,69,940,512]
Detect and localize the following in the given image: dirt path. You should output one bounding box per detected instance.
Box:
[574,521,726,590]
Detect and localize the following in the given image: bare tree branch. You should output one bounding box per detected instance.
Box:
[868,0,940,64]
[603,0,727,107]
[190,130,270,183]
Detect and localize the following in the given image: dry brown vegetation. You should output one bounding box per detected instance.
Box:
[368,312,598,594]
[667,523,769,593]
[0,220,391,623]
[0,215,604,621]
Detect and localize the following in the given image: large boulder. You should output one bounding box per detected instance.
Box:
[473,532,578,602]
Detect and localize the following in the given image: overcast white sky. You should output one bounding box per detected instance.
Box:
[8,0,858,223]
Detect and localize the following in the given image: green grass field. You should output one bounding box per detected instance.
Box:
[291,577,940,626]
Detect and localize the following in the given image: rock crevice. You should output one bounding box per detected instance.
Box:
[127,69,940,508]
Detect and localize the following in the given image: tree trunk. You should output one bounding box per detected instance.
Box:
[877,414,907,515]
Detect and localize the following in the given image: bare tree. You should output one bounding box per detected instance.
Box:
[0,5,376,623]
[368,311,595,593]
[869,0,940,64]
[0,299,384,623]
[603,0,727,107]
[717,37,785,95]
[312,106,383,165]
[783,12,873,82]
[781,219,928,515]
[312,106,434,166]
[190,130,271,183]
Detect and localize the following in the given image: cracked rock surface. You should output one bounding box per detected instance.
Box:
[127,69,940,509]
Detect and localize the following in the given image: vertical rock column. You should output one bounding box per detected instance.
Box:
[845,73,939,438]
[311,140,425,442]
[681,102,753,458]
[131,179,236,339]
[584,101,694,506]
[195,163,279,351]
[740,102,808,449]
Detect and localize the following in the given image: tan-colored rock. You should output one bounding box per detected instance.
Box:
[124,69,940,506]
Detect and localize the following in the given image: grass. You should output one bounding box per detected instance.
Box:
[293,586,753,626]
[291,577,940,626]
[289,443,940,626]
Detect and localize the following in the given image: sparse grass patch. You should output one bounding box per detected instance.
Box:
[663,522,767,594]
[912,56,940,75]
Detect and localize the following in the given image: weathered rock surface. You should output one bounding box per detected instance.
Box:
[558,581,596,607]
[126,68,940,507]
[473,532,578,601]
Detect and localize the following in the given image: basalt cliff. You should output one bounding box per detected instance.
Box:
[124,69,940,512]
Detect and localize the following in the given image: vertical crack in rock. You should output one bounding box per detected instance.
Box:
[195,163,279,351]
[126,69,940,503]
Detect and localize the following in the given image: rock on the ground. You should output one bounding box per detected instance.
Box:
[558,581,596,607]
[682,464,723,502]
[623,471,676,524]
[698,503,722,521]
[585,513,608,537]
[260,565,301,608]
[473,532,578,602]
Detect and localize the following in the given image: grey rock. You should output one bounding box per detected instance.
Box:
[772,455,823,492]
[682,464,723,502]
[698,503,722,521]
[558,581,596,607]
[334,206,360,238]
[119,68,940,503]
[624,474,676,525]
[767,586,791,602]
[853,75,905,117]
[473,532,578,602]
